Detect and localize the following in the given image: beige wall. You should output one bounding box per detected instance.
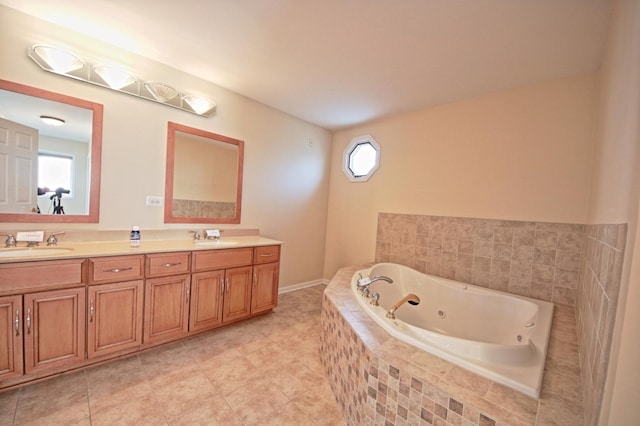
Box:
[590,1,640,424]
[0,6,333,289]
[324,74,596,278]
[173,135,238,202]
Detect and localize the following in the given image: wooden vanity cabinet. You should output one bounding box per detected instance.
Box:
[143,252,191,345]
[0,295,24,381]
[87,255,145,359]
[0,259,86,379]
[24,287,86,374]
[251,245,280,314]
[192,248,254,327]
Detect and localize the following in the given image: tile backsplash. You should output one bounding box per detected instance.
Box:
[375,213,585,304]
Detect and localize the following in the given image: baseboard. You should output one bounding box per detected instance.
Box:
[279,278,330,294]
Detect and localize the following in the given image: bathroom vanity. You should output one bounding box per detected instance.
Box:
[0,236,281,390]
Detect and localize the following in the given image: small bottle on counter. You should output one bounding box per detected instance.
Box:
[130,226,141,248]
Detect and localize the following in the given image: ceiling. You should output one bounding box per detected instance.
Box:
[0,0,613,130]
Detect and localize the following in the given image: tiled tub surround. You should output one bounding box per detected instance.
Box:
[321,266,584,425]
[375,214,584,305]
[576,224,627,426]
[369,214,627,425]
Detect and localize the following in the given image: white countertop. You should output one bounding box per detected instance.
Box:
[0,236,283,264]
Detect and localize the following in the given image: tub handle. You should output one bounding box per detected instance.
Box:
[525,322,535,328]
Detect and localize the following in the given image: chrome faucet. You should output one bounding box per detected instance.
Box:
[0,233,16,247]
[357,274,393,295]
[46,232,65,246]
[189,230,202,240]
[386,294,420,319]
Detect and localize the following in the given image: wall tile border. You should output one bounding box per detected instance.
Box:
[375,213,585,305]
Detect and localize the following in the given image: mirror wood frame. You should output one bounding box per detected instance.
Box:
[164,121,244,224]
[0,79,103,223]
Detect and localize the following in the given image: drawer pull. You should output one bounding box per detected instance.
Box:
[90,300,95,322]
[15,310,19,336]
[26,308,31,334]
[162,262,182,268]
[102,267,133,273]
[260,253,275,257]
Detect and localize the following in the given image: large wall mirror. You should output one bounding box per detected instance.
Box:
[0,79,102,223]
[165,122,244,224]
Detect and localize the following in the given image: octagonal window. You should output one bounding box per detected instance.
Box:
[343,135,380,182]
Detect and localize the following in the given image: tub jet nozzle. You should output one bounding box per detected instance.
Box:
[386,294,420,319]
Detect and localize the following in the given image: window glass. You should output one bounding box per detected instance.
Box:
[38,154,73,193]
[343,135,380,182]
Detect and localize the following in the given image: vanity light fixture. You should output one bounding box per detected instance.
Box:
[40,115,66,126]
[93,64,137,90]
[144,82,178,103]
[28,45,217,117]
[183,94,217,115]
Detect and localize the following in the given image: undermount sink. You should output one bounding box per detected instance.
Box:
[194,240,239,247]
[0,247,74,258]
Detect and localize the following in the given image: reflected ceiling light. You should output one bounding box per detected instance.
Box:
[183,95,217,115]
[144,82,178,102]
[27,45,217,117]
[93,64,136,90]
[31,45,85,74]
[40,115,65,126]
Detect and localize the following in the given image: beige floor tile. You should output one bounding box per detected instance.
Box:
[167,395,242,426]
[223,377,290,424]
[88,367,154,415]
[153,372,219,418]
[1,285,346,425]
[0,388,20,415]
[90,393,167,426]
[203,356,265,396]
[13,393,90,426]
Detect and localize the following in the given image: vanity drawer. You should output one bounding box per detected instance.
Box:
[253,245,281,264]
[146,252,191,277]
[192,247,254,272]
[0,259,85,294]
[89,255,145,284]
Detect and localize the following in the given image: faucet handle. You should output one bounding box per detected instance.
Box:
[0,233,16,247]
[189,230,202,240]
[46,232,65,246]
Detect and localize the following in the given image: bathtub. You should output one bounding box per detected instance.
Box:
[352,263,554,398]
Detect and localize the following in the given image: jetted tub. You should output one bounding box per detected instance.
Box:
[352,263,554,398]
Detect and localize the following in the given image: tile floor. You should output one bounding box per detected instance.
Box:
[0,284,346,425]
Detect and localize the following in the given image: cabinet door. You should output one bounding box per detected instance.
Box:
[88,280,144,359]
[251,262,280,314]
[189,270,224,333]
[0,295,23,381]
[144,274,190,345]
[24,288,86,374]
[222,266,252,323]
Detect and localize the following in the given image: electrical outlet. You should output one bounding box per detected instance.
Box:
[146,196,164,207]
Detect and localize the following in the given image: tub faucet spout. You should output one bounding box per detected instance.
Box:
[357,274,393,288]
[386,294,420,319]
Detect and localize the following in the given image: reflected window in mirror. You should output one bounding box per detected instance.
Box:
[0,79,103,223]
[165,122,244,224]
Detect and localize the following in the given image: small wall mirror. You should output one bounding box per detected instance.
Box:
[0,79,102,223]
[165,122,244,224]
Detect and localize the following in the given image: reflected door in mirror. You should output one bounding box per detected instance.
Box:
[0,80,103,223]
